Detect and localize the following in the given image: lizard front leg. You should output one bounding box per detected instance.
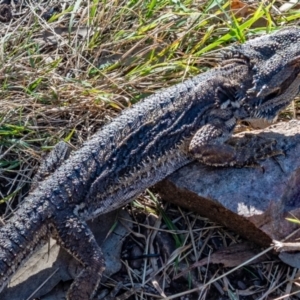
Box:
[189,120,242,167]
[188,115,267,167]
[189,119,282,167]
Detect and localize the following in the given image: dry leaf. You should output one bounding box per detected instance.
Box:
[230,0,253,18]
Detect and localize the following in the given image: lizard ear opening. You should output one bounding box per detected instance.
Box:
[261,69,299,104]
[263,88,281,102]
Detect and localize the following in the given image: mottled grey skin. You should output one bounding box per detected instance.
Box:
[1,27,300,300]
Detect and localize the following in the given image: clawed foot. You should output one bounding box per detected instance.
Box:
[227,134,285,167]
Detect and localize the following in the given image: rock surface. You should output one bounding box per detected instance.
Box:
[156,120,300,247]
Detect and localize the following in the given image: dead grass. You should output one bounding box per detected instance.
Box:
[1,0,300,299]
[105,192,299,300]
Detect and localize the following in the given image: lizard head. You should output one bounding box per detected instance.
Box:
[226,27,300,121]
[249,60,300,121]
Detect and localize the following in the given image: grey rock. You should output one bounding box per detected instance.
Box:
[156,120,300,246]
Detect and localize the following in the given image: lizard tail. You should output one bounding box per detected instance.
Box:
[0,207,50,293]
